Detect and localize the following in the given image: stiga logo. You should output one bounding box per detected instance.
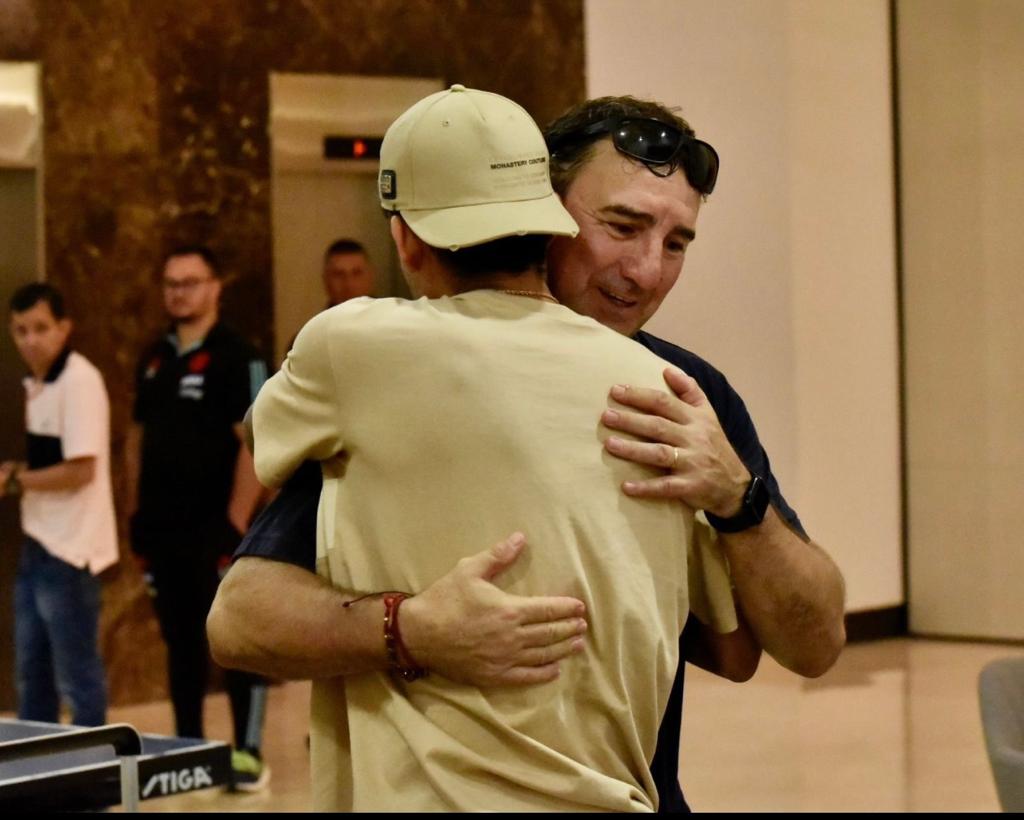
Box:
[142,766,214,797]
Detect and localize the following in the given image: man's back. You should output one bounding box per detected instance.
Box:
[254,290,727,811]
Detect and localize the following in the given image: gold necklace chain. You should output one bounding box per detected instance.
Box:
[497,288,560,304]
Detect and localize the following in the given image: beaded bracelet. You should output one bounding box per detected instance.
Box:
[382,593,428,682]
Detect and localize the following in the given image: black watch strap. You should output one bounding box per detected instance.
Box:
[705,475,770,533]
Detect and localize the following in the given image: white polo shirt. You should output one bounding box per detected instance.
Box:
[21,349,118,574]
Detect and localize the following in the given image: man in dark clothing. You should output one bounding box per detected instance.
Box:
[127,245,270,792]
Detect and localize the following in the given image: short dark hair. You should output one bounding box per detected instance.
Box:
[164,244,221,278]
[434,234,551,280]
[387,213,549,280]
[543,96,696,196]
[10,282,66,319]
[324,239,367,261]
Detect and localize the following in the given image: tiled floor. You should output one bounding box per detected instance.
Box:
[45,638,1022,811]
[677,638,1012,812]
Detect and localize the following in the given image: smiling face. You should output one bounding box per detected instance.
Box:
[547,139,702,336]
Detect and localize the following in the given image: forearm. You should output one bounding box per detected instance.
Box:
[720,507,846,677]
[18,457,96,492]
[228,426,265,530]
[600,371,845,676]
[208,557,387,679]
[684,611,761,683]
[208,536,588,686]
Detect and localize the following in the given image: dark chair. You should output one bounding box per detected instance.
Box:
[979,656,1024,812]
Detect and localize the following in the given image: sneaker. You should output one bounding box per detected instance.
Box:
[230,748,271,793]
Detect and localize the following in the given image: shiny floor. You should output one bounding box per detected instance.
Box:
[92,638,1015,811]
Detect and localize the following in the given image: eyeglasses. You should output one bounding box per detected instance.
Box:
[162,277,214,292]
[548,117,720,195]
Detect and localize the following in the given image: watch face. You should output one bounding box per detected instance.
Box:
[706,475,769,533]
[747,475,770,521]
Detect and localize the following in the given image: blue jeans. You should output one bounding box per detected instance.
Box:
[14,536,107,726]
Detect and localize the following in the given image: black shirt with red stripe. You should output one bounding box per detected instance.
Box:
[133,322,267,535]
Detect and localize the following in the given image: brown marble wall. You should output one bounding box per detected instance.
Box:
[0,0,584,706]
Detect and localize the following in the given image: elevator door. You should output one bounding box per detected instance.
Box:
[270,73,443,364]
[272,169,404,362]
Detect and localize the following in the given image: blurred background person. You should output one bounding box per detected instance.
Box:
[124,245,271,792]
[321,238,375,308]
[1,282,116,728]
[285,238,377,355]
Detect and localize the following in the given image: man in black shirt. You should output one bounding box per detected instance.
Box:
[127,245,270,792]
[209,96,847,809]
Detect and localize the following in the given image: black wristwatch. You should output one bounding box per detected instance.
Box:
[705,475,770,533]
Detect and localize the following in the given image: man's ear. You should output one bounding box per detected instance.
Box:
[390,215,426,272]
[57,317,73,343]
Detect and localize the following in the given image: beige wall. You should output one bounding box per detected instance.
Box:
[585,0,903,612]
[899,0,1024,639]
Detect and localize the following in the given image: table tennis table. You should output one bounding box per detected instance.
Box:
[0,717,231,811]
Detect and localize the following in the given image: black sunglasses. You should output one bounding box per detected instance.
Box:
[548,117,720,195]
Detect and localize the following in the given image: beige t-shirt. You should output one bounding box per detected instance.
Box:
[253,290,735,812]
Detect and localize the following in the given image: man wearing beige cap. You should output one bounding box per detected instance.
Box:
[249,85,735,811]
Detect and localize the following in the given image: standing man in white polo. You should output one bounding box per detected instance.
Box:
[2,282,117,727]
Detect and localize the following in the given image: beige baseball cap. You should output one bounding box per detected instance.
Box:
[378,84,579,250]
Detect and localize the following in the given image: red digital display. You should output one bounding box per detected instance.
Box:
[324,136,382,160]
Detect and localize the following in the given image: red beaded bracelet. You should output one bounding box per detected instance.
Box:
[383,593,427,681]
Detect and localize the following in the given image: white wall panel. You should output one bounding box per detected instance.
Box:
[586,0,903,611]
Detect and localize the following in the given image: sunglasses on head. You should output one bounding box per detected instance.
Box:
[548,117,720,195]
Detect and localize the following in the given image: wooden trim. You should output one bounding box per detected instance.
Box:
[908,632,1024,648]
[845,604,908,642]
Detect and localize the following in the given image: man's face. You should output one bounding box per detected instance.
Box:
[10,300,71,377]
[547,139,702,336]
[162,254,221,324]
[323,252,374,306]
